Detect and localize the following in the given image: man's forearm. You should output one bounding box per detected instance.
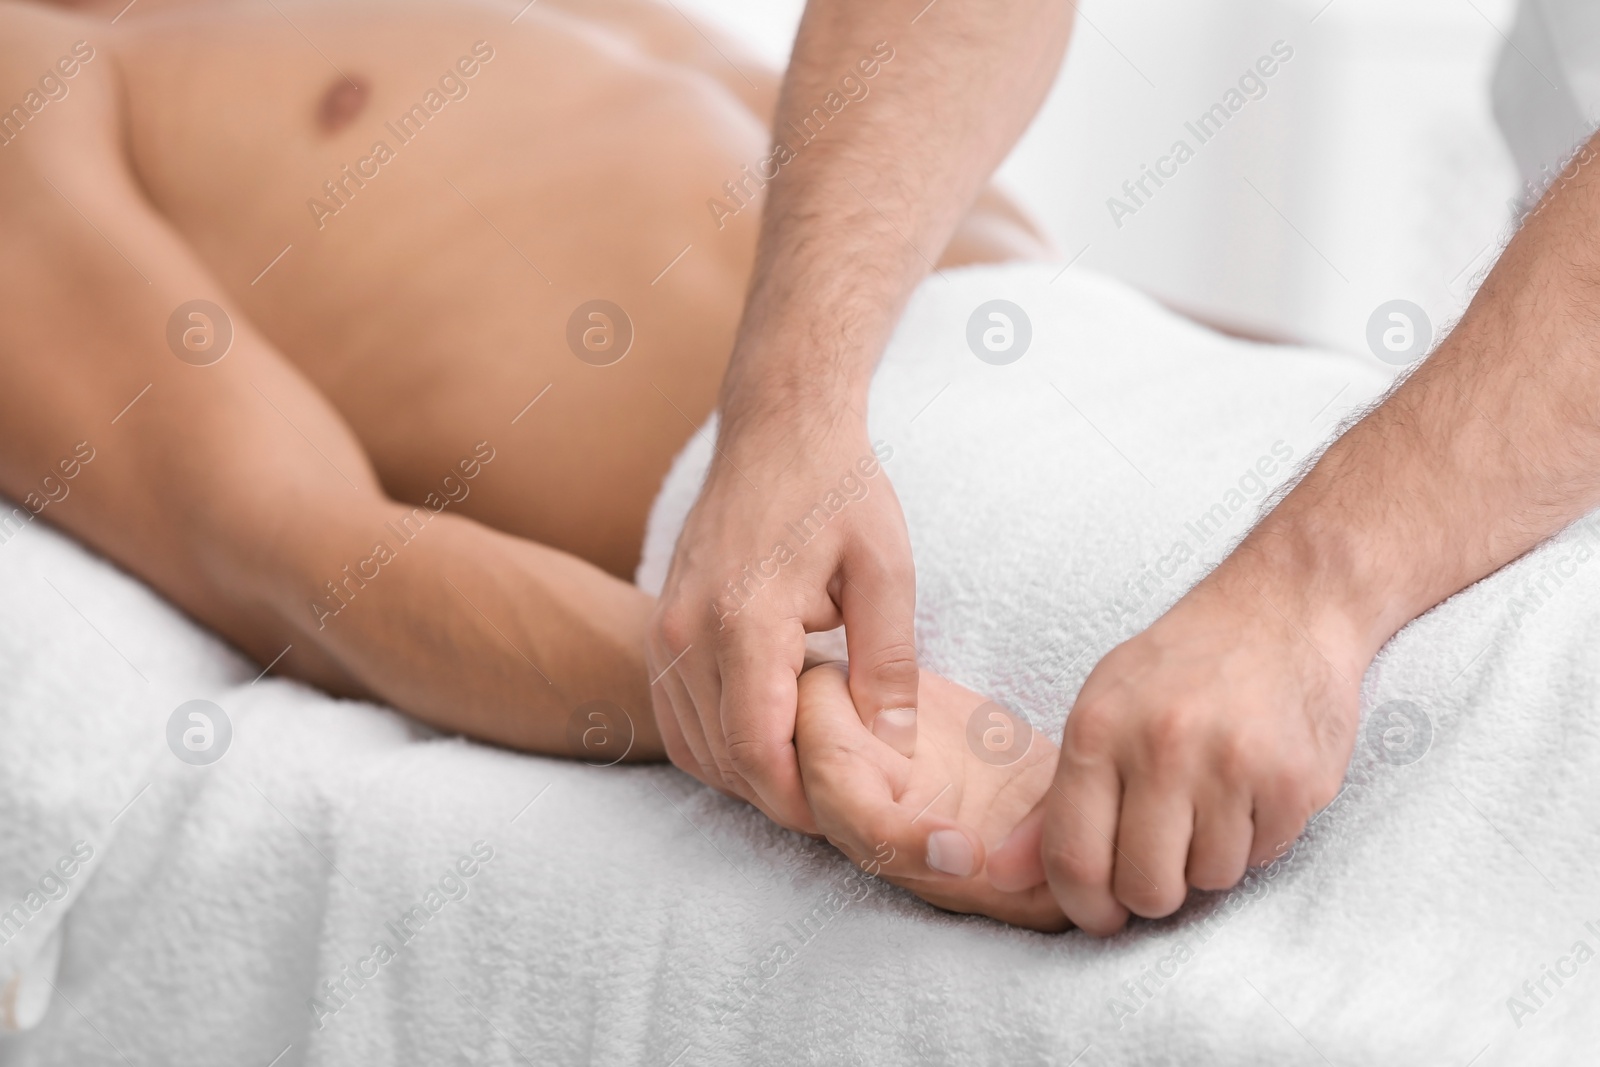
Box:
[257,503,663,761]
[719,0,1073,425]
[1223,131,1600,657]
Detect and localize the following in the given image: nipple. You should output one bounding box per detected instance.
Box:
[317,75,370,135]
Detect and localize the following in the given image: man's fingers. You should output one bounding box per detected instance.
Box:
[652,641,718,782]
[717,617,814,833]
[1041,756,1129,936]
[814,782,985,883]
[987,803,1048,893]
[1187,786,1253,891]
[838,532,919,758]
[796,662,978,879]
[1249,785,1315,869]
[1112,781,1192,918]
[653,693,695,771]
[677,648,746,791]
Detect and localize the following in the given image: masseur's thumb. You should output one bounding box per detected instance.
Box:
[839,547,919,758]
[987,804,1048,893]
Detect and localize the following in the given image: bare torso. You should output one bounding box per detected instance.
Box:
[31,0,1040,577]
[104,0,768,576]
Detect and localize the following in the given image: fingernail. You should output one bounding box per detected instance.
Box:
[872,706,917,757]
[925,829,975,878]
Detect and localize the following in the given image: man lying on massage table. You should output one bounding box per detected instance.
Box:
[4,0,1599,935]
[0,0,1067,927]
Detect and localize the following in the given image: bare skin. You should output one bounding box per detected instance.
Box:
[989,130,1600,934]
[648,0,1075,837]
[638,0,1600,939]
[28,0,1587,939]
[0,0,1045,774]
[796,663,1066,932]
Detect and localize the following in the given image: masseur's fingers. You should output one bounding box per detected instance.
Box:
[1111,780,1192,918]
[677,647,741,792]
[650,632,718,785]
[1186,786,1254,891]
[654,698,742,802]
[717,615,815,833]
[1041,750,1130,936]
[1248,780,1315,870]
[838,524,919,758]
[652,688,695,771]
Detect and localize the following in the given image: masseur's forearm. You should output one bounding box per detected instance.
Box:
[263,503,664,761]
[1222,132,1600,657]
[720,0,1073,421]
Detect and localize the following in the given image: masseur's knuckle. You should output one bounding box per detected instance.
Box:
[1043,838,1108,889]
[724,732,777,779]
[860,641,919,690]
[655,606,697,655]
[1063,702,1116,759]
[1141,706,1199,772]
[1216,731,1263,783]
[742,675,794,721]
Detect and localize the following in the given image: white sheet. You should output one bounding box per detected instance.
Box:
[3,264,1598,1066]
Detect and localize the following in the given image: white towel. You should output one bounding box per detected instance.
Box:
[3,263,1597,1065]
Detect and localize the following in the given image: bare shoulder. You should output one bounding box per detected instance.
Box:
[0,2,120,179]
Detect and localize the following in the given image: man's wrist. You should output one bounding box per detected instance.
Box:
[1205,509,1397,669]
[717,254,903,435]
[717,352,873,455]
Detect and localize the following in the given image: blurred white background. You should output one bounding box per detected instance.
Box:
[676,0,1522,360]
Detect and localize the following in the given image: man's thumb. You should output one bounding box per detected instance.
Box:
[838,562,919,757]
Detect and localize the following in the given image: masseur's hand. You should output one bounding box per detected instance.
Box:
[795,662,1066,931]
[645,0,1072,831]
[648,417,918,832]
[987,566,1364,934]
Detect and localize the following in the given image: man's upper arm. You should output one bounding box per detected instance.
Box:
[0,7,387,669]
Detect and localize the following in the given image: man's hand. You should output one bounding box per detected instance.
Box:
[996,570,1362,934]
[648,424,918,832]
[992,127,1600,933]
[646,0,1072,832]
[795,662,1066,931]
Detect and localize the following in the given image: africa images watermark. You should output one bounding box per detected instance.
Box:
[308,841,496,1030]
[1504,918,1600,1031]
[306,41,496,231]
[0,39,96,149]
[713,842,892,1028]
[1106,39,1295,229]
[0,440,96,550]
[1498,509,1600,632]
[709,441,895,629]
[0,840,96,949]
[1091,439,1296,641]
[1103,838,1299,1031]
[1105,699,1434,1034]
[1509,127,1600,222]
[705,41,896,231]
[311,441,497,629]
